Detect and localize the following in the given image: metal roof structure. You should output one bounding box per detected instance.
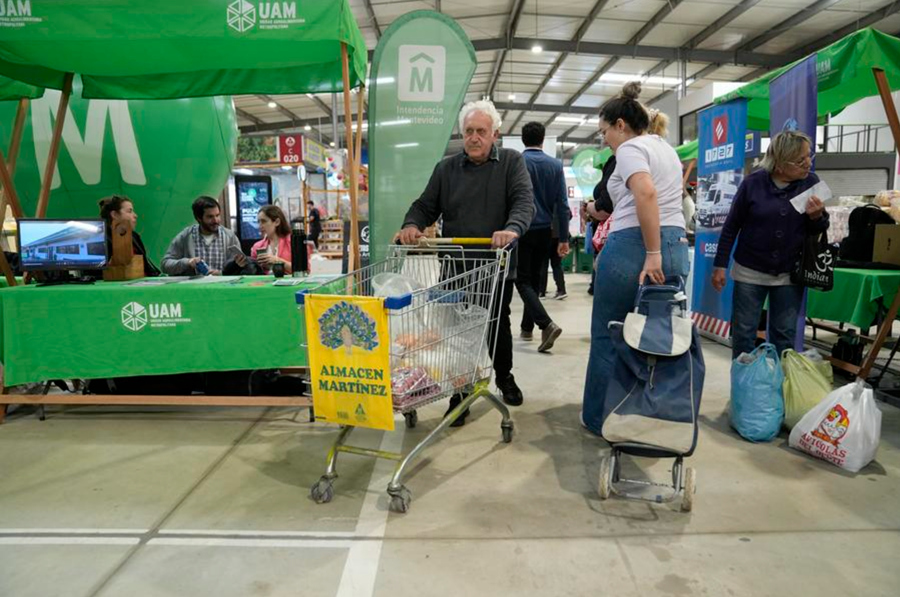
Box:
[234,0,900,154]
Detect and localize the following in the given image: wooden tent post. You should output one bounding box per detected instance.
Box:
[0,98,29,286]
[341,43,360,273]
[682,158,696,191]
[35,73,74,218]
[857,68,900,380]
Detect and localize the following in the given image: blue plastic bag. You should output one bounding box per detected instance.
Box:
[730,343,784,442]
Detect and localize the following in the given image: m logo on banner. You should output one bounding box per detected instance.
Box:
[398,45,446,102]
[713,116,728,146]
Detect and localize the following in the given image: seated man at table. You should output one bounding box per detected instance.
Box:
[162,196,249,275]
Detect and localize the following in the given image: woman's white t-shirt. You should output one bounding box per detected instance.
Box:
[607,134,686,233]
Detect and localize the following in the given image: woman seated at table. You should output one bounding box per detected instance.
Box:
[251,205,293,275]
[99,195,161,276]
[711,130,829,359]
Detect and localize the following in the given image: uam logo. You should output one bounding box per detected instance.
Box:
[227,1,302,33]
[712,115,728,146]
[0,0,42,26]
[122,302,148,332]
[121,302,189,331]
[398,45,446,102]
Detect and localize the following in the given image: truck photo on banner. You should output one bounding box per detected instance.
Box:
[692,99,748,343]
[367,11,476,260]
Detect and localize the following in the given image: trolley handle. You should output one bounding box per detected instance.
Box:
[412,237,518,250]
[295,289,412,310]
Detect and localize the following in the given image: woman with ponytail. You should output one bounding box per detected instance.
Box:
[581,82,688,436]
[98,195,160,277]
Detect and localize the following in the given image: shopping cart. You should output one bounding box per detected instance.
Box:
[296,239,514,513]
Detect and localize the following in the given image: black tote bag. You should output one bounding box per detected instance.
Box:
[792,232,836,291]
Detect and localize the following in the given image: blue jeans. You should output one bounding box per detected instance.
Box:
[582,226,690,435]
[730,281,804,360]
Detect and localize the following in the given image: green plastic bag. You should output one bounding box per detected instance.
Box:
[782,349,834,429]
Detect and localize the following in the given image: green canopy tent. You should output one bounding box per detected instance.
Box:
[717,28,900,132]
[0,0,369,283]
[0,76,44,285]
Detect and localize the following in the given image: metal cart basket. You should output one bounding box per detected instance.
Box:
[297,239,514,513]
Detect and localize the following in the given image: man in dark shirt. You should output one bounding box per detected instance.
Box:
[518,122,569,352]
[400,100,535,425]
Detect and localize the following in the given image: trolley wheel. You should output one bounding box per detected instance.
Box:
[404,410,418,429]
[598,456,611,500]
[388,485,412,514]
[681,467,696,512]
[310,477,335,504]
[501,422,514,443]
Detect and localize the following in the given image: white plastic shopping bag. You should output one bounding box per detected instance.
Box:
[788,380,882,473]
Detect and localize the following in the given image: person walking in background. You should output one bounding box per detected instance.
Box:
[539,213,571,300]
[712,130,828,358]
[307,199,322,248]
[581,83,688,436]
[518,122,570,352]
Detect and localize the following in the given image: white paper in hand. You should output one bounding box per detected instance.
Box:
[789,181,832,214]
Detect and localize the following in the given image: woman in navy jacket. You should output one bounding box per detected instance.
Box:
[712,130,828,358]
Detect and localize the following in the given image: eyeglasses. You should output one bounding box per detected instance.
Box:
[787,154,813,168]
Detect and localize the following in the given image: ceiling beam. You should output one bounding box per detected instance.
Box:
[306,93,334,118]
[737,0,843,52]
[235,107,264,126]
[493,101,599,115]
[505,0,613,135]
[368,36,799,67]
[362,0,382,40]
[256,94,304,126]
[541,0,687,128]
[640,0,764,83]
[239,112,367,135]
[486,0,529,101]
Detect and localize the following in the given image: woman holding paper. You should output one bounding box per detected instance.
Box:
[712,130,829,359]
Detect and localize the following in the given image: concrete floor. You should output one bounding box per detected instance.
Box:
[1,272,899,596]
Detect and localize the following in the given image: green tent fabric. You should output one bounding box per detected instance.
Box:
[592,139,697,169]
[676,139,698,161]
[717,28,900,131]
[0,75,42,101]
[0,1,367,98]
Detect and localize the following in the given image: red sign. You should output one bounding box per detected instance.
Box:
[279,135,303,164]
[712,116,728,146]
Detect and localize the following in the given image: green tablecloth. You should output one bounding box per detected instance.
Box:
[0,275,343,386]
[807,268,900,329]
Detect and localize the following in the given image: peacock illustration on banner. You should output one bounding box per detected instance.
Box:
[319,302,379,355]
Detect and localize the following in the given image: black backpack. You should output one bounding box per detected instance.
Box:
[839,204,894,262]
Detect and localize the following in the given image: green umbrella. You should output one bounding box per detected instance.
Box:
[717,28,900,131]
[0,0,367,98]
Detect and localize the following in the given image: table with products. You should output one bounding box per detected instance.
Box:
[806,268,900,378]
[0,275,343,421]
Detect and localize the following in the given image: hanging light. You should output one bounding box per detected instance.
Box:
[304,124,312,131]
[267,101,277,108]
[508,93,516,101]
[532,0,542,54]
[531,44,543,54]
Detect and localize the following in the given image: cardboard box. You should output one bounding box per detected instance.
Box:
[873,223,900,266]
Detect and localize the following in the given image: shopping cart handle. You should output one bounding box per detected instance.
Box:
[296,290,412,310]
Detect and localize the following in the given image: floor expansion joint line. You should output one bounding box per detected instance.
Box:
[83,408,274,597]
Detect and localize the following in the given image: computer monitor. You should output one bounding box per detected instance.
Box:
[16,219,108,272]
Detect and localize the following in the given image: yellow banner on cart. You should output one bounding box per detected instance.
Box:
[306,295,394,431]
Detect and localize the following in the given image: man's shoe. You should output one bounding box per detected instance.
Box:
[520,329,534,341]
[553,291,568,300]
[538,322,562,353]
[444,394,469,427]
[497,375,523,406]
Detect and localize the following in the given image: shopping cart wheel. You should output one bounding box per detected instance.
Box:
[388,485,412,513]
[598,456,611,500]
[404,410,418,429]
[310,477,335,504]
[501,421,514,443]
[681,467,696,513]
